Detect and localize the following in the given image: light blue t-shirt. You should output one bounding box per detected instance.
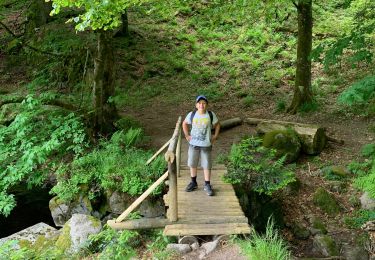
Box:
[185,111,218,147]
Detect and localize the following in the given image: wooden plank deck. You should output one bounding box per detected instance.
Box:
[163,165,251,236]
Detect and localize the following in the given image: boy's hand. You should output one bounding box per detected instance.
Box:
[211,135,218,144]
[185,135,192,142]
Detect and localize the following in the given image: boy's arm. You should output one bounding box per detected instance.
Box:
[211,122,221,143]
[182,120,191,141]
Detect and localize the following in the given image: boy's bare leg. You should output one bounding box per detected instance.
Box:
[203,169,211,182]
[190,167,197,177]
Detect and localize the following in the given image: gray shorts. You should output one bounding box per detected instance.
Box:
[188,145,212,169]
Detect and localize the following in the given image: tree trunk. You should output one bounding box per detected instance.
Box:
[25,0,52,35]
[114,10,129,37]
[287,0,313,114]
[93,30,118,135]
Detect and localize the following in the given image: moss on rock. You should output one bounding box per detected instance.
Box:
[313,187,341,216]
[55,223,71,251]
[263,129,301,163]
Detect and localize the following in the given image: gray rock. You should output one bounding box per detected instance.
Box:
[291,222,310,240]
[49,195,93,227]
[312,234,339,257]
[0,222,58,249]
[166,243,191,254]
[342,243,369,260]
[201,240,219,255]
[191,242,200,250]
[139,198,165,218]
[179,235,199,245]
[55,214,102,253]
[107,191,133,214]
[360,192,375,210]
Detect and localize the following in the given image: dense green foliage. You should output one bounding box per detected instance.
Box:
[224,137,296,195]
[338,75,375,115]
[0,95,87,216]
[87,227,175,259]
[344,209,375,228]
[51,129,166,202]
[348,143,375,198]
[237,218,291,260]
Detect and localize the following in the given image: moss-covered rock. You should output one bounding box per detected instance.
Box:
[313,188,341,216]
[263,129,301,163]
[55,214,102,253]
[291,222,310,240]
[311,217,328,234]
[321,165,351,180]
[313,234,339,257]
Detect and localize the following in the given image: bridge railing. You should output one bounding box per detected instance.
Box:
[108,116,182,228]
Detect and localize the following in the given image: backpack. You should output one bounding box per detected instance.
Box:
[190,110,214,126]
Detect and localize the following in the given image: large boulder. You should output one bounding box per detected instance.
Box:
[55,214,102,253]
[107,191,134,215]
[0,222,59,250]
[49,195,93,227]
[139,198,165,218]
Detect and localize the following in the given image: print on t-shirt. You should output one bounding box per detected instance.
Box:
[191,117,209,142]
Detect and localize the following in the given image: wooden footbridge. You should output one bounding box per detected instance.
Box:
[108,117,251,236]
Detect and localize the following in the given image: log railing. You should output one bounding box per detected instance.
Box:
[108,116,182,228]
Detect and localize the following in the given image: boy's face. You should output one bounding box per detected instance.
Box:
[196,100,207,112]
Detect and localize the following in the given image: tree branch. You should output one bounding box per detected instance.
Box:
[292,1,299,9]
[0,20,64,57]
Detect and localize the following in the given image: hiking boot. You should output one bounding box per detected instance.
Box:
[185,181,198,192]
[204,183,214,196]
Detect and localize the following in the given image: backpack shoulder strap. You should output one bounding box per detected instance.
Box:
[190,110,213,125]
[208,111,213,125]
[190,110,197,123]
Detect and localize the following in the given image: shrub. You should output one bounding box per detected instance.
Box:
[348,143,375,198]
[51,129,167,202]
[224,137,295,195]
[0,96,87,216]
[338,75,375,115]
[87,227,140,259]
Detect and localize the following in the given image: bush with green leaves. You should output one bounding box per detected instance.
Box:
[51,128,166,202]
[338,75,375,115]
[0,95,87,216]
[224,137,296,195]
[236,218,291,260]
[87,227,140,260]
[348,143,375,198]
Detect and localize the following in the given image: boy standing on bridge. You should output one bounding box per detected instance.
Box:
[182,95,220,196]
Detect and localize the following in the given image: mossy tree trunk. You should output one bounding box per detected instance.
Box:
[287,0,313,114]
[115,10,129,37]
[25,0,52,36]
[92,30,118,135]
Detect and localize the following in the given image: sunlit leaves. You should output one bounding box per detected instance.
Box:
[49,0,150,31]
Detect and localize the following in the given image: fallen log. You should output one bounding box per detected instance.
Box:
[245,118,327,155]
[219,117,242,130]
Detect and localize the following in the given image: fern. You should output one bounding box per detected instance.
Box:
[338,75,375,106]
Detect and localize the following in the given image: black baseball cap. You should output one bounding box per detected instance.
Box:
[196,95,208,103]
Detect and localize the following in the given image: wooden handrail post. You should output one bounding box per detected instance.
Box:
[164,116,182,222]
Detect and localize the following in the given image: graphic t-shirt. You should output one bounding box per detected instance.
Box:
[185,111,218,147]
